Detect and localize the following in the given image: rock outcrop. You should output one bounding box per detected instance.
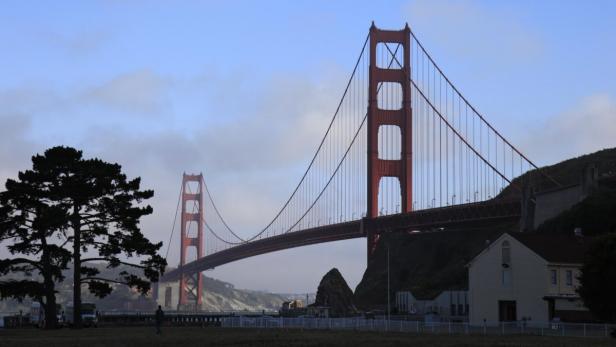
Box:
[313,268,357,316]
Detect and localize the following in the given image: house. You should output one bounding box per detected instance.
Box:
[279,300,307,317]
[281,299,304,310]
[395,290,468,321]
[467,232,591,326]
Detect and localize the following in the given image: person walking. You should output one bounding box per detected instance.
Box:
[155,305,164,335]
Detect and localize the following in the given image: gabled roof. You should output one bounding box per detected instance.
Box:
[509,233,588,264]
[467,231,589,267]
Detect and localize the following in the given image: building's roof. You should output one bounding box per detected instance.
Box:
[508,233,588,264]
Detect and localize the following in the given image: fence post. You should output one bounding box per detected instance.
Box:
[416,321,420,333]
[562,323,565,336]
[583,323,586,337]
[448,321,451,334]
[501,322,504,335]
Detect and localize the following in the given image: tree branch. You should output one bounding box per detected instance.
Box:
[0,258,43,271]
[80,277,126,285]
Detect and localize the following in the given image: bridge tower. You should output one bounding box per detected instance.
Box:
[366,23,413,260]
[178,173,204,310]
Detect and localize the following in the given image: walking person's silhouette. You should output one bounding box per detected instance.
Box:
[155,305,164,335]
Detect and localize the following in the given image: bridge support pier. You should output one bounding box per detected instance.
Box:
[366,23,413,262]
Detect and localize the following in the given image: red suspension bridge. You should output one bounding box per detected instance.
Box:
[158,23,556,309]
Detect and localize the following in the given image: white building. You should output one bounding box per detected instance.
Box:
[467,232,591,326]
[396,290,468,321]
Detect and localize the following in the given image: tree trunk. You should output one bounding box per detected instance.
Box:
[43,284,57,329]
[72,206,82,329]
[40,235,57,329]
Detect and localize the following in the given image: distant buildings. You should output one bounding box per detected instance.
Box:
[279,299,307,317]
[467,232,591,326]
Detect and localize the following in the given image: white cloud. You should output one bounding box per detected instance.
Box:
[521,93,616,164]
[83,69,171,115]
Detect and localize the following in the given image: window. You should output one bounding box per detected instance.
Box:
[550,270,557,285]
[502,241,511,265]
[502,269,512,287]
[458,304,464,316]
[566,270,573,286]
[450,304,456,316]
[164,287,172,308]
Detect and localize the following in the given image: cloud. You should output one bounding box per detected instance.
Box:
[0,88,63,115]
[82,69,171,115]
[521,93,616,164]
[0,60,369,292]
[404,0,543,66]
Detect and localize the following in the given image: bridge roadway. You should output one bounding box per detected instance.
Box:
[160,198,521,281]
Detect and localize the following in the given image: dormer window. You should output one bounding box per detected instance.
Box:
[502,240,511,265]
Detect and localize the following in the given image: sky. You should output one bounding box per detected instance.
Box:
[1,1,616,294]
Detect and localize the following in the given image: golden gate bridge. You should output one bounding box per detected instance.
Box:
[158,23,558,309]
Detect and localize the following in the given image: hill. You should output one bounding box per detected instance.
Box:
[500,147,616,199]
[0,264,287,313]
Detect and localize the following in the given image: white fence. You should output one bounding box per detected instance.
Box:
[221,316,615,338]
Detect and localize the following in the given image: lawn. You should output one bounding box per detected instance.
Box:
[0,327,613,347]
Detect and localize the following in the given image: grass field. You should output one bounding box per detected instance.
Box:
[0,327,613,347]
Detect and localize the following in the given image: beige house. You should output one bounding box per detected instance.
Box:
[468,232,591,326]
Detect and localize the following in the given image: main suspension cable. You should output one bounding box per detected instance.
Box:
[201,32,370,243]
